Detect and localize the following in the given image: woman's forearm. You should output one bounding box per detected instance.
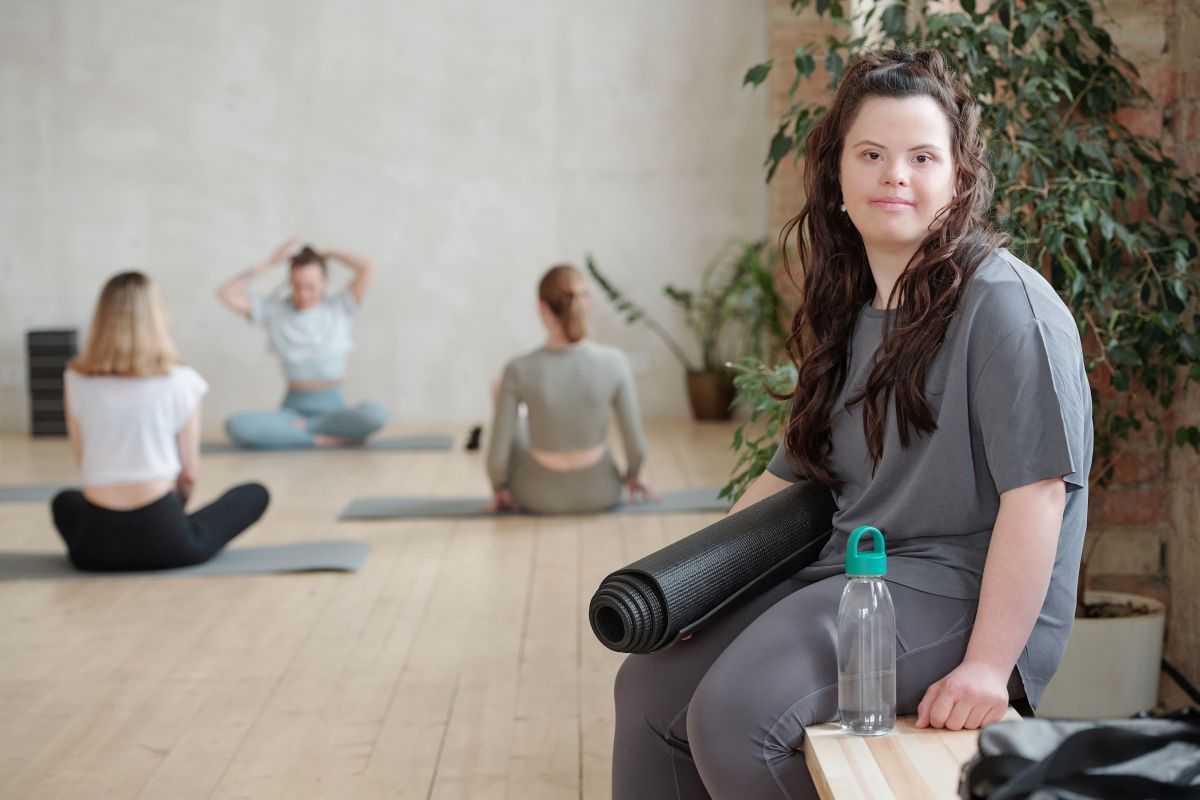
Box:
[729,469,793,515]
[175,472,194,505]
[326,249,375,302]
[962,478,1066,678]
[324,249,374,274]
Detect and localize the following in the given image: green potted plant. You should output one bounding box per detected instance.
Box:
[732,0,1200,715]
[587,239,787,420]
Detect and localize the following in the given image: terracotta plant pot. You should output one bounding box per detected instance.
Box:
[686,370,735,421]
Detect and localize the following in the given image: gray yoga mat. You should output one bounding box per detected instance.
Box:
[338,486,730,520]
[0,540,370,580]
[0,484,70,503]
[202,434,455,454]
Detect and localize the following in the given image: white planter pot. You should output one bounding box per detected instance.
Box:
[1037,590,1165,719]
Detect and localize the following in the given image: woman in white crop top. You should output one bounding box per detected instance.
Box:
[51,272,269,571]
[216,238,388,449]
[485,264,657,514]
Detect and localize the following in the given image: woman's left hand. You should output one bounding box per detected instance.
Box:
[915,660,1011,731]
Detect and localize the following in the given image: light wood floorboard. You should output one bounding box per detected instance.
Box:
[0,420,736,799]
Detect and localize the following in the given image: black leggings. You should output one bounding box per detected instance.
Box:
[50,483,270,571]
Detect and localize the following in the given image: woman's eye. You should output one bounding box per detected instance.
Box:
[914,154,932,164]
[865,151,881,160]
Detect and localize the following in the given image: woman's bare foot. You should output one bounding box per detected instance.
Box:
[314,434,367,447]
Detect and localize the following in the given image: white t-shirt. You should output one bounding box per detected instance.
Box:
[64,365,209,486]
[249,290,358,382]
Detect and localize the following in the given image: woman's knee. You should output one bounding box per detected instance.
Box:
[686,633,831,781]
[51,489,83,518]
[685,655,748,763]
[614,653,680,734]
[614,654,651,715]
[50,490,85,540]
[357,402,388,431]
[225,411,309,448]
[235,482,271,518]
[224,413,259,446]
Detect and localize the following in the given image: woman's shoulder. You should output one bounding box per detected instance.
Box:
[577,340,630,368]
[168,364,209,391]
[502,347,543,380]
[960,248,1078,340]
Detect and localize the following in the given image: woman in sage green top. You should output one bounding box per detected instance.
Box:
[486,264,656,514]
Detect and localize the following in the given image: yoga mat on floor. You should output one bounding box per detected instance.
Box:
[588,481,837,654]
[338,486,730,520]
[201,434,456,454]
[0,540,370,580]
[0,485,70,503]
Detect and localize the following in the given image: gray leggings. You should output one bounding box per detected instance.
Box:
[612,574,1019,799]
[225,387,387,449]
[504,417,623,514]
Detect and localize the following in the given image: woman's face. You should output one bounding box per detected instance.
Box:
[838,94,956,256]
[290,264,326,310]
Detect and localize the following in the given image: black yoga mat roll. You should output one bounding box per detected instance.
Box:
[589,480,837,654]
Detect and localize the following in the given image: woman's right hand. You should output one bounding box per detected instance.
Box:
[625,476,660,504]
[486,488,519,512]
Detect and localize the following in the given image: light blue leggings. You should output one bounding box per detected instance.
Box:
[224,388,387,449]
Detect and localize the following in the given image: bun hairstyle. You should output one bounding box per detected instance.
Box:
[538,264,587,343]
[71,271,180,378]
[289,245,327,274]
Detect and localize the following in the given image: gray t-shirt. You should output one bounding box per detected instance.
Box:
[249,290,358,382]
[766,249,1093,706]
[487,340,647,489]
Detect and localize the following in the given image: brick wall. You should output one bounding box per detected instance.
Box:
[765,0,1200,706]
[1088,0,1198,710]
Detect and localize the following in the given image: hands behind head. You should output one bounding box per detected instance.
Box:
[268,237,303,265]
[625,476,660,504]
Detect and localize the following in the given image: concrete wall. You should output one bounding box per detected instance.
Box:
[0,0,769,431]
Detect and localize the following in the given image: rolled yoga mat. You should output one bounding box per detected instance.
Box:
[588,480,838,654]
[201,434,455,454]
[338,486,729,520]
[0,540,370,580]
[0,485,71,503]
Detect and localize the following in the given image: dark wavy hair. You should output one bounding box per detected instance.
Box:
[781,48,1006,489]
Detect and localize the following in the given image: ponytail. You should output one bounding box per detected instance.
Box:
[538,264,588,342]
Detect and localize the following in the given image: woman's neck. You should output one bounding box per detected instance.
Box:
[863,243,919,310]
[544,332,578,350]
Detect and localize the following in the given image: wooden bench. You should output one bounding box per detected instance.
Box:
[803,709,1022,799]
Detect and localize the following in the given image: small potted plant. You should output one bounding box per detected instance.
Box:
[587,240,786,421]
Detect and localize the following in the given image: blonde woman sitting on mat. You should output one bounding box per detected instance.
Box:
[486,264,658,514]
[52,272,269,571]
[217,237,387,448]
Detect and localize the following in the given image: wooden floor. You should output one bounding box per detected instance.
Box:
[0,421,737,799]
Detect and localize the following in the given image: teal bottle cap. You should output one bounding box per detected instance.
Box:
[846,525,887,576]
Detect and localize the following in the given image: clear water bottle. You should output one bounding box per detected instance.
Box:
[837,525,896,736]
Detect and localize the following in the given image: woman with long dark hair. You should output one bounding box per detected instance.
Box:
[612,49,1092,798]
[486,264,656,514]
